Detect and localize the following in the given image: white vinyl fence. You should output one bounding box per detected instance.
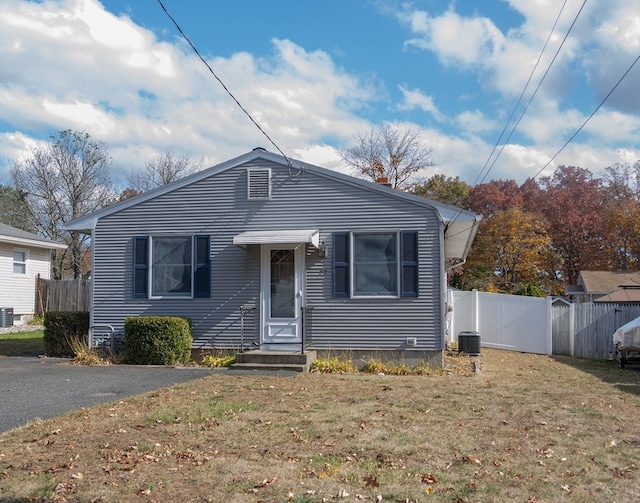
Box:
[448,290,552,355]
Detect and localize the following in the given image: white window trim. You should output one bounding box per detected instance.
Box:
[148,235,194,299]
[13,248,28,276]
[350,231,400,299]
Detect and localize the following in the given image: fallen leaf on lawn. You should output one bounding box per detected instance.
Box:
[71,472,83,479]
[463,454,482,464]
[611,466,632,478]
[254,477,276,488]
[420,473,437,484]
[364,474,379,487]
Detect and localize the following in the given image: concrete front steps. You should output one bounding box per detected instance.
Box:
[232,350,316,373]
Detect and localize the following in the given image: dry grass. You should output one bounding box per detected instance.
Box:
[0,349,638,503]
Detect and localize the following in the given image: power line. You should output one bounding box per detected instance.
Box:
[471,0,570,187]
[445,53,640,242]
[155,0,294,170]
[531,54,640,180]
[475,0,587,186]
[446,0,577,231]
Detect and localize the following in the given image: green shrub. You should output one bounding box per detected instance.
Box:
[361,359,387,374]
[43,311,89,357]
[311,357,357,373]
[201,354,236,367]
[124,316,192,365]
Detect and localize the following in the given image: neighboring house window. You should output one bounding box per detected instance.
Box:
[13,249,27,275]
[247,168,271,200]
[333,231,418,298]
[133,235,210,298]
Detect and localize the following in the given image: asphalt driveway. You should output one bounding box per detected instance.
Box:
[0,355,215,432]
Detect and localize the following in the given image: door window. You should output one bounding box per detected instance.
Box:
[270,249,295,318]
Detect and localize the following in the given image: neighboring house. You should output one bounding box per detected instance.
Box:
[0,223,67,325]
[66,149,481,366]
[594,279,640,303]
[566,270,640,303]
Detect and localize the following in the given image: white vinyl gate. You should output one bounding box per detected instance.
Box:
[448,290,552,355]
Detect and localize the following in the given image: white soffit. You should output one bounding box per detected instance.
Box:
[444,219,480,260]
[233,229,320,248]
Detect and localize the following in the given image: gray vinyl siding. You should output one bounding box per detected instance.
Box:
[92,159,445,351]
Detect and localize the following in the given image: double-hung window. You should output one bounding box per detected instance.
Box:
[133,235,210,298]
[353,233,398,296]
[333,231,418,298]
[13,249,27,275]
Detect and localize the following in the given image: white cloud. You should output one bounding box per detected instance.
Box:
[0,0,378,185]
[0,0,637,192]
[455,110,497,135]
[397,86,444,121]
[402,9,505,68]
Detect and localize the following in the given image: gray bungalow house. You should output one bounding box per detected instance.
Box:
[66,149,480,367]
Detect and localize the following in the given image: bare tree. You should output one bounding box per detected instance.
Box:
[339,124,433,190]
[127,150,203,192]
[11,130,115,278]
[0,185,33,231]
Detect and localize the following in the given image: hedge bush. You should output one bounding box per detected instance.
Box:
[43,311,90,357]
[124,316,192,365]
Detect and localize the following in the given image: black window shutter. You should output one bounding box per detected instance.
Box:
[194,235,211,298]
[333,232,350,297]
[133,236,149,298]
[401,231,418,297]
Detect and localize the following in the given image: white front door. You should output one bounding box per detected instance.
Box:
[260,244,304,349]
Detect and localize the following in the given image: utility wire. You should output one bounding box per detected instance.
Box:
[531,54,640,180]
[445,0,576,233]
[445,53,640,241]
[475,0,586,186]
[156,0,294,170]
[470,0,569,187]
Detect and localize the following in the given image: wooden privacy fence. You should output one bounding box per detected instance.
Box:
[552,302,640,359]
[34,275,91,315]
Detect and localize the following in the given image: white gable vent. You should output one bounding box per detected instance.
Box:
[247,168,271,200]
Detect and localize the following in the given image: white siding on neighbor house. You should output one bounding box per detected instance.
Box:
[0,242,51,320]
[90,159,446,352]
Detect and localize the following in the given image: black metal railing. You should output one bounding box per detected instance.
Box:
[239,304,256,353]
[301,305,313,354]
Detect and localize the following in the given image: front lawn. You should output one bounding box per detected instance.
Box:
[0,330,45,356]
[0,348,638,502]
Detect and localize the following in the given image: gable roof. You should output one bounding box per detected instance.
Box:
[595,279,640,303]
[66,149,481,260]
[0,222,67,250]
[578,271,640,295]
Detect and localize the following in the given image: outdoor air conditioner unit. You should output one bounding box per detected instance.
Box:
[0,308,14,328]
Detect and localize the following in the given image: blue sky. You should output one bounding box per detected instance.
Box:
[1,0,638,188]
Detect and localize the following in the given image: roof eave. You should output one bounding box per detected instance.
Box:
[0,236,67,250]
